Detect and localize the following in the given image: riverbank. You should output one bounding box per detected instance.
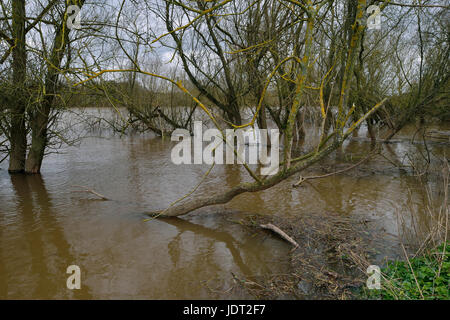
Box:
[360,242,449,300]
[229,211,377,299]
[229,162,449,300]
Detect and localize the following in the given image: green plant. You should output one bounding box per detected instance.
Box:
[362,242,450,300]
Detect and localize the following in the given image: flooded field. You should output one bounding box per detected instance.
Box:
[0,108,448,299]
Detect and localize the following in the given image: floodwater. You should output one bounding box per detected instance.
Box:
[0,108,448,299]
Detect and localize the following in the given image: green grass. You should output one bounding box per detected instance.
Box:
[361,242,450,300]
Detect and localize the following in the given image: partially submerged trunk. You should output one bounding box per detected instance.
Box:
[149,140,340,217]
[146,0,374,218]
[25,1,84,173]
[293,108,305,146]
[25,101,51,173]
[257,103,271,147]
[366,119,376,147]
[8,0,27,173]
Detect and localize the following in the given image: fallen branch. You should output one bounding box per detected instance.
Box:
[293,149,377,187]
[71,185,110,201]
[259,223,299,251]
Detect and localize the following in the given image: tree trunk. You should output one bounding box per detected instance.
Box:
[226,101,242,127]
[8,0,27,173]
[25,101,51,173]
[25,1,84,173]
[366,119,376,147]
[257,103,271,147]
[150,141,339,217]
[293,108,305,145]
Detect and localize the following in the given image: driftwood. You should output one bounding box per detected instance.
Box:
[71,185,110,201]
[259,223,299,251]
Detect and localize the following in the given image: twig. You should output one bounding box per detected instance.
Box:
[259,223,299,251]
[71,185,110,201]
[401,243,424,300]
[293,150,377,187]
[436,161,449,284]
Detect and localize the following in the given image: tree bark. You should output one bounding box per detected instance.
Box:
[149,140,339,217]
[25,100,51,173]
[8,0,27,173]
[293,108,305,145]
[25,1,84,173]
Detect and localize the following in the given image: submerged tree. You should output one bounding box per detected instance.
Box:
[0,0,87,173]
[77,0,385,216]
[0,0,447,218]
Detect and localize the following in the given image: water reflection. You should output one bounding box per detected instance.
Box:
[1,174,92,299]
[162,217,253,277]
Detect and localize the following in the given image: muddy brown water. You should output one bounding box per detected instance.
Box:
[0,108,448,299]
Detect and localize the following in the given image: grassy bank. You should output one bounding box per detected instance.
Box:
[361,242,449,300]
